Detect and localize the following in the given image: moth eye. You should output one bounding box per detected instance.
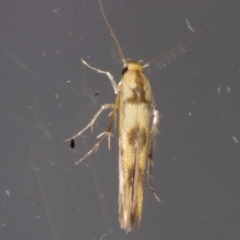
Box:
[122,67,128,75]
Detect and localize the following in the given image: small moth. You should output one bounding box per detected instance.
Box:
[65,0,204,233]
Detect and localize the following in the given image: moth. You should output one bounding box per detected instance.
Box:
[65,0,204,233]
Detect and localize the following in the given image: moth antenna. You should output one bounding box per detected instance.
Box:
[99,0,127,67]
[143,22,205,68]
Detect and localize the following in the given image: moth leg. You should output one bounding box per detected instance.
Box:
[147,109,161,202]
[64,103,114,142]
[75,126,112,165]
[74,93,120,165]
[81,58,119,94]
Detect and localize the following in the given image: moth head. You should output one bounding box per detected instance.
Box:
[122,62,143,76]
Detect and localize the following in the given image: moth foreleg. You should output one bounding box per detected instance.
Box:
[81,58,119,94]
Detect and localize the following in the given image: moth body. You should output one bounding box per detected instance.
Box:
[118,63,155,231]
[65,0,204,233]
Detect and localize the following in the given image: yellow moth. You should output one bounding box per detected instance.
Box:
[65,0,204,233]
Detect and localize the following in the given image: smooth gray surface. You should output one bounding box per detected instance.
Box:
[0,0,239,239]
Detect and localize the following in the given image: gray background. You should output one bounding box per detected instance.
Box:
[0,0,239,239]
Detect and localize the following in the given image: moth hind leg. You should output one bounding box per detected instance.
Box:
[147,155,161,202]
[74,105,117,165]
[147,109,161,202]
[64,103,115,142]
[75,128,111,165]
[64,102,116,165]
